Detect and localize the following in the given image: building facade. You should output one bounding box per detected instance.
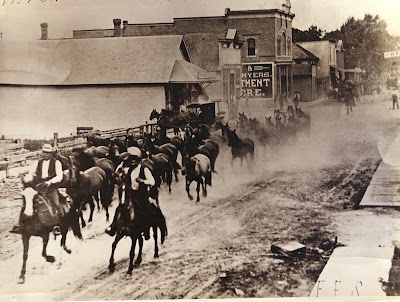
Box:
[72,2,295,118]
[292,43,319,101]
[298,40,345,96]
[0,33,217,139]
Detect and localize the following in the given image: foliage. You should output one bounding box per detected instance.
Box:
[293,25,325,43]
[23,139,52,152]
[340,14,395,75]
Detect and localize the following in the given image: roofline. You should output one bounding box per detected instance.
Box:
[0,83,173,88]
[37,34,184,42]
[294,43,320,61]
[228,9,295,18]
[173,8,294,21]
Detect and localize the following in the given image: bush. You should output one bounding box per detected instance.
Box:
[23,139,52,152]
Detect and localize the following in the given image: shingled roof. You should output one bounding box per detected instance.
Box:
[292,43,319,62]
[0,35,218,86]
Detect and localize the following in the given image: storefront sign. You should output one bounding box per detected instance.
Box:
[241,63,274,98]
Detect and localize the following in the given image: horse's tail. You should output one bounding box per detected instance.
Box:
[156,208,168,244]
[205,170,212,186]
[68,210,83,240]
[173,160,181,171]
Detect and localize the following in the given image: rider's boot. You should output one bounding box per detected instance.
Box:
[10,213,27,234]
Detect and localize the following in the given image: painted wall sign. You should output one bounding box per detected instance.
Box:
[241,63,274,99]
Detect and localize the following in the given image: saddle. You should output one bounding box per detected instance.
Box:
[29,187,72,227]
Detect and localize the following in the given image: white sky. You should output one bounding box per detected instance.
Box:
[0,0,399,41]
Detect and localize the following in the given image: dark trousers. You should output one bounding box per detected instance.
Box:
[393,99,399,109]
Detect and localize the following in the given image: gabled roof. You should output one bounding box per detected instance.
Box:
[169,59,219,83]
[293,43,319,62]
[0,35,217,86]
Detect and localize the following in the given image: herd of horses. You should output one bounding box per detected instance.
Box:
[13,107,312,284]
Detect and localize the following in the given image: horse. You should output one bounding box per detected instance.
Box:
[225,127,255,168]
[150,109,184,136]
[67,156,109,228]
[15,162,82,284]
[143,134,181,181]
[108,171,168,275]
[181,153,212,202]
[86,135,111,148]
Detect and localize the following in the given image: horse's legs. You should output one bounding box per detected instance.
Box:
[60,220,72,254]
[136,234,143,265]
[202,177,207,197]
[127,236,137,275]
[196,179,201,202]
[18,234,30,284]
[153,225,159,258]
[42,233,56,262]
[109,232,123,273]
[88,197,95,223]
[94,192,101,213]
[186,178,193,200]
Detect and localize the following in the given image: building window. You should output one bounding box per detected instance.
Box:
[277,36,281,56]
[247,38,256,56]
[282,32,286,56]
[287,37,291,56]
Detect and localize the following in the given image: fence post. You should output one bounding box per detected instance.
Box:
[53,133,58,148]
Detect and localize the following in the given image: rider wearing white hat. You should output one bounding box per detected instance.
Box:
[105,146,155,239]
[11,143,64,234]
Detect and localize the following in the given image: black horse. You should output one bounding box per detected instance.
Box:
[14,159,82,284]
[108,173,168,275]
[225,127,255,168]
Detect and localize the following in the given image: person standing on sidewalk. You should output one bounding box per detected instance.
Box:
[391,87,399,110]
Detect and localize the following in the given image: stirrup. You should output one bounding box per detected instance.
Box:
[53,226,61,237]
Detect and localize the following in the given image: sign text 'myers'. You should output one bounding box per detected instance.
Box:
[241,63,273,98]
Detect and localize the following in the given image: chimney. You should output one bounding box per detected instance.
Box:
[122,20,128,36]
[225,8,230,16]
[113,19,122,37]
[40,23,48,40]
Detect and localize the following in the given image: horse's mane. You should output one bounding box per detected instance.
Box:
[72,148,96,171]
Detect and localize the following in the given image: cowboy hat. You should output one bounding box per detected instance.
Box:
[127,147,142,160]
[41,143,53,153]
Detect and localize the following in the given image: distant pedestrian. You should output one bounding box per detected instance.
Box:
[391,87,399,110]
[293,91,301,110]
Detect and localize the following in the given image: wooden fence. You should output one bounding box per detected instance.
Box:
[0,121,161,175]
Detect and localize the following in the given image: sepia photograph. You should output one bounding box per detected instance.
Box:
[0,0,400,300]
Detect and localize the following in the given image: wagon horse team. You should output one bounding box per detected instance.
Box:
[9,105,312,282]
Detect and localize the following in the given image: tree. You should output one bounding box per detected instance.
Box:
[340,14,395,75]
[323,30,344,42]
[293,25,325,43]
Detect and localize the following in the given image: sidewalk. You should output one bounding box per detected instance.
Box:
[360,130,400,207]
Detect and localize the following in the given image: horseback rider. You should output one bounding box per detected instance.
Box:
[105,146,155,240]
[10,143,65,235]
[125,128,140,149]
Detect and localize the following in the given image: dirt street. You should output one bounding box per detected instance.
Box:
[1,92,400,300]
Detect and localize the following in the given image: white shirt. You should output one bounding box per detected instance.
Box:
[130,164,155,190]
[116,163,155,190]
[36,159,63,184]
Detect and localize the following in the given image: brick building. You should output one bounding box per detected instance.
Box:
[72,1,295,118]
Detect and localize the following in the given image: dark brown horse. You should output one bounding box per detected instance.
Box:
[15,160,82,284]
[67,155,109,228]
[225,127,255,168]
[143,134,181,181]
[182,153,212,202]
[108,172,168,275]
